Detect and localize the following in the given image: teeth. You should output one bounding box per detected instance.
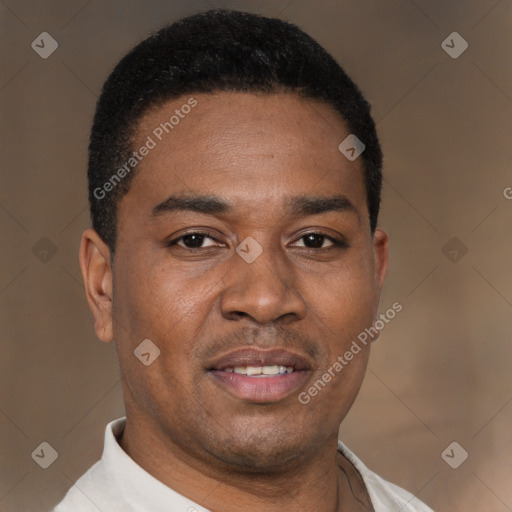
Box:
[228,366,294,376]
[262,365,279,375]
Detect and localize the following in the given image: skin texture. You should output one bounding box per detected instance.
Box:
[80,92,388,511]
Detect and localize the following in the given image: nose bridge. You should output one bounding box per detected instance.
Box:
[240,239,287,289]
[220,235,306,323]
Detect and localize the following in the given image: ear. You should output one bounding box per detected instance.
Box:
[372,228,389,295]
[79,228,114,342]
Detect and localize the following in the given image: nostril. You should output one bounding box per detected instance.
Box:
[231,311,249,319]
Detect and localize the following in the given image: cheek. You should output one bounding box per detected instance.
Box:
[112,257,222,391]
[306,260,378,334]
[111,261,207,410]
[299,345,370,424]
[114,256,203,334]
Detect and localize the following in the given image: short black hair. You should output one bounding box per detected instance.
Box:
[88,9,382,252]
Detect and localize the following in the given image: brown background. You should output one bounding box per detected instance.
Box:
[1,1,511,511]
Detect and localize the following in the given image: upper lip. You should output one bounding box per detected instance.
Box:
[207,347,312,371]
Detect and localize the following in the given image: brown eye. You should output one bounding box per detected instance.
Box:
[294,233,339,249]
[302,233,331,248]
[180,234,207,248]
[169,232,221,249]
[291,232,349,250]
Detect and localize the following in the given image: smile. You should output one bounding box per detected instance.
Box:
[207,347,313,402]
[224,365,295,376]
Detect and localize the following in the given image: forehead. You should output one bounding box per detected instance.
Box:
[124,92,366,217]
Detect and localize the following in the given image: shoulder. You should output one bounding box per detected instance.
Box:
[51,456,125,512]
[50,418,129,512]
[337,441,435,512]
[49,461,105,511]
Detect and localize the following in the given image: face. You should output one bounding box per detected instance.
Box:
[81,92,388,473]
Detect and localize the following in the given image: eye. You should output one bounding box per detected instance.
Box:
[292,232,347,249]
[170,232,222,249]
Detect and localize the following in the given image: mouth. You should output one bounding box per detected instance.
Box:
[207,348,312,403]
[222,365,295,376]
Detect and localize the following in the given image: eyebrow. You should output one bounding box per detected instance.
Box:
[151,193,358,219]
[289,195,357,217]
[152,195,230,216]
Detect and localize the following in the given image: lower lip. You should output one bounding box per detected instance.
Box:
[209,370,310,402]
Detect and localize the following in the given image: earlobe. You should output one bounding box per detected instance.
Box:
[373,228,389,290]
[369,228,389,343]
[79,228,114,343]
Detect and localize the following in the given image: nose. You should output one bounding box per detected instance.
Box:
[220,242,307,325]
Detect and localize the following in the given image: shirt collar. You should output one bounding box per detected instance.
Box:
[102,417,211,512]
[102,417,383,511]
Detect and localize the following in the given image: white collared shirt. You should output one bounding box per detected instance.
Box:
[51,417,434,512]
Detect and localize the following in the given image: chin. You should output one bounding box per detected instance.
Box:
[203,427,310,474]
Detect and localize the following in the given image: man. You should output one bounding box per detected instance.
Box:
[53,9,434,512]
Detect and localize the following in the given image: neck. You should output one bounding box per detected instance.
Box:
[118,415,372,512]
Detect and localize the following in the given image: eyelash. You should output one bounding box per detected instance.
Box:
[167,231,348,250]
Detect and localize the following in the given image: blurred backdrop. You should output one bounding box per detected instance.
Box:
[1,1,511,510]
